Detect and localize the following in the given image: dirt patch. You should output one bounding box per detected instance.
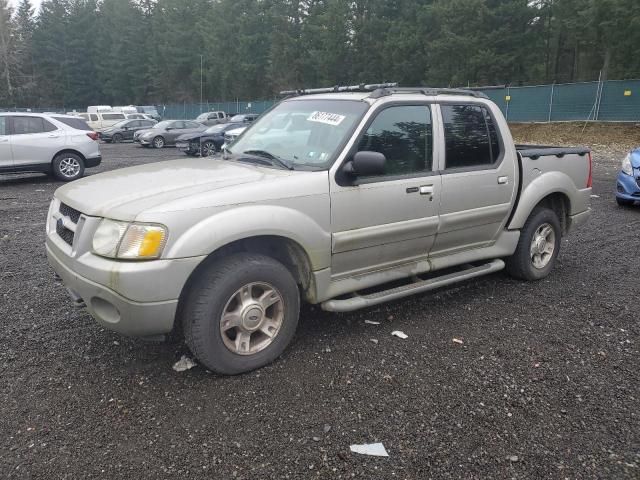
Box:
[510,122,640,164]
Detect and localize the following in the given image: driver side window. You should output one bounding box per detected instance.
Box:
[357,105,433,177]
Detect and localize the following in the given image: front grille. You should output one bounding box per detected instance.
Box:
[59,202,81,224]
[56,202,82,246]
[56,218,74,246]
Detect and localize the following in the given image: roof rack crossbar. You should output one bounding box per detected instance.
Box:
[368,87,488,99]
[279,83,398,96]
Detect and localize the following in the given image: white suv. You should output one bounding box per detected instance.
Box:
[0,113,101,182]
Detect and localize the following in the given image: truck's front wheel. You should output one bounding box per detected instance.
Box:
[506,207,562,281]
[181,253,300,375]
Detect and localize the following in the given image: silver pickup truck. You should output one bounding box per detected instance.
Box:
[46,85,592,374]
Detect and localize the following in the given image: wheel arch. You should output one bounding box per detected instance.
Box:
[51,148,86,165]
[508,172,575,235]
[174,235,316,338]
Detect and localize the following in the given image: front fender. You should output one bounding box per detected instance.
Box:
[508,171,589,230]
[164,204,331,270]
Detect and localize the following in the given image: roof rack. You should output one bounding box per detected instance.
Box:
[368,86,488,99]
[279,83,398,96]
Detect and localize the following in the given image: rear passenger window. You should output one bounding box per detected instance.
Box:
[53,117,92,131]
[442,104,502,169]
[357,105,433,177]
[11,116,50,135]
[90,114,98,121]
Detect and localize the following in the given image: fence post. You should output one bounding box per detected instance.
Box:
[548,83,555,122]
[505,86,510,121]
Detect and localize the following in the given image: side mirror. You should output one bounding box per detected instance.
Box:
[343,151,386,177]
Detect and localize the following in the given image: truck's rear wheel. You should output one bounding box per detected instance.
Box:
[506,207,561,281]
[181,253,300,375]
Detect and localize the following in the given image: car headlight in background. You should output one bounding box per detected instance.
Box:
[92,219,167,260]
[621,154,633,175]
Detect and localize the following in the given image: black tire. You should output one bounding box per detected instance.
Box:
[616,197,634,207]
[506,207,562,281]
[112,133,123,143]
[181,253,300,375]
[201,141,217,157]
[51,152,85,182]
[152,136,165,148]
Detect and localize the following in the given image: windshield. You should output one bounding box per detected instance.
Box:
[196,113,210,121]
[227,99,368,169]
[154,121,172,129]
[111,120,129,128]
[230,115,247,122]
[205,125,225,134]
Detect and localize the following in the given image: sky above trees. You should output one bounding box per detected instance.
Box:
[1,0,639,108]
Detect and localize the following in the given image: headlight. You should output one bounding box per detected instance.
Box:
[92,219,167,260]
[621,154,633,175]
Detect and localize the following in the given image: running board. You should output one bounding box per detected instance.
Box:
[321,259,505,313]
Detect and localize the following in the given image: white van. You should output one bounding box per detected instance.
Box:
[77,111,126,131]
[87,105,113,113]
[112,106,138,115]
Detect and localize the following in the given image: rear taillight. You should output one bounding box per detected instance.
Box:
[86,132,99,141]
[586,152,593,188]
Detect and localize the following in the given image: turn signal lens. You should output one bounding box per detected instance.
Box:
[118,224,167,259]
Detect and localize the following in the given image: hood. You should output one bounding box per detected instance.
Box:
[630,148,640,168]
[175,132,202,142]
[54,158,321,221]
[136,128,157,136]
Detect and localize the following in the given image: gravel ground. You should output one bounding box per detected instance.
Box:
[0,141,638,479]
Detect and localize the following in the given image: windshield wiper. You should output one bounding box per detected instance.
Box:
[242,150,294,170]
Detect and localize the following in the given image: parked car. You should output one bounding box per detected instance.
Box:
[615,148,640,206]
[228,113,259,124]
[222,125,247,149]
[136,105,161,121]
[195,111,228,126]
[0,112,100,181]
[133,120,206,148]
[125,113,156,121]
[46,86,592,375]
[175,122,244,156]
[77,111,127,131]
[99,119,158,143]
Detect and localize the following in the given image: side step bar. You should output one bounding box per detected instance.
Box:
[321,259,505,313]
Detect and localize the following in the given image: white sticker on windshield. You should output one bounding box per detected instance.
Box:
[307,111,346,126]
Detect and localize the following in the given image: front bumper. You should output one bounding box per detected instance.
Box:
[45,206,205,337]
[616,171,640,201]
[135,137,152,145]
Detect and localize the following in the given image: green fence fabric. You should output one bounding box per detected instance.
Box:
[4,80,639,122]
[475,80,640,122]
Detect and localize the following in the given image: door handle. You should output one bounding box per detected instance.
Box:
[419,185,434,195]
[48,135,60,138]
[498,176,508,185]
[0,138,8,143]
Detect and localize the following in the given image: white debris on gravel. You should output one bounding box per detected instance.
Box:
[391,331,408,339]
[172,355,197,372]
[364,320,381,325]
[452,338,464,345]
[590,194,600,198]
[370,338,379,344]
[350,442,389,457]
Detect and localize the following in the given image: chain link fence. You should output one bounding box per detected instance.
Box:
[4,80,639,122]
